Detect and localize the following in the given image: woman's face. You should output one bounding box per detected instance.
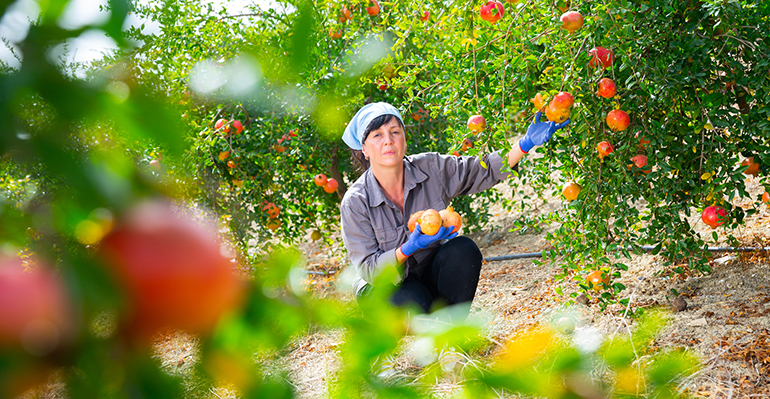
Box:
[362,117,406,169]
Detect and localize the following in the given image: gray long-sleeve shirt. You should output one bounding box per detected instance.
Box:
[340,151,516,294]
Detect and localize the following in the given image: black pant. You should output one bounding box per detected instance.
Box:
[358,236,483,315]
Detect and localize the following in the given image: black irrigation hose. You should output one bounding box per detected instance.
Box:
[482,245,770,262]
[305,246,770,274]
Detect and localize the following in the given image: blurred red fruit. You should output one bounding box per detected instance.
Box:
[741,157,760,176]
[232,120,244,134]
[629,154,651,174]
[366,0,380,16]
[98,201,244,341]
[0,257,76,354]
[214,119,230,134]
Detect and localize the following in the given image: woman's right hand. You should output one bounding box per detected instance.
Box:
[399,225,458,257]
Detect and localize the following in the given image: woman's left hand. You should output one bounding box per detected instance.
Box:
[518,111,571,153]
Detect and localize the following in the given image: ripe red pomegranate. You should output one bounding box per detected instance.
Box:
[365,0,380,16]
[588,46,614,68]
[629,154,651,174]
[262,202,280,219]
[314,174,328,187]
[701,205,727,229]
[479,0,504,23]
[408,210,425,233]
[324,178,339,194]
[232,120,244,134]
[741,157,760,176]
[606,109,630,131]
[597,78,617,98]
[596,141,615,158]
[560,11,583,33]
[545,101,570,123]
[551,91,574,109]
[467,114,486,132]
[214,118,230,134]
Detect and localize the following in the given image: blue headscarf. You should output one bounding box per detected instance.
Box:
[342,102,404,150]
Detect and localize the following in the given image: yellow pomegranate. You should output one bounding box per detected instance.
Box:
[439,206,462,234]
[562,182,581,201]
[545,101,570,123]
[418,209,442,236]
[408,210,425,233]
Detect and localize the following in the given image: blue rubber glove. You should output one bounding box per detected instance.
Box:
[400,225,459,257]
[518,111,571,153]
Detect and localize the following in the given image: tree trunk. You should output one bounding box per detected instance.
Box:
[330,146,347,199]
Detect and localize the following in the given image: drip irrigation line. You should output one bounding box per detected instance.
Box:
[304,246,770,273]
[307,270,335,275]
[482,245,770,263]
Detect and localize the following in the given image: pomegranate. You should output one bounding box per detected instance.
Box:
[596,141,615,158]
[597,78,617,98]
[408,210,425,233]
[479,0,505,24]
[588,46,614,68]
[232,120,244,134]
[262,202,280,219]
[551,91,574,109]
[741,157,760,176]
[214,118,230,134]
[530,93,546,110]
[439,206,463,234]
[467,114,486,132]
[365,0,380,16]
[545,102,570,123]
[560,11,583,33]
[418,209,442,236]
[314,174,328,187]
[562,182,581,201]
[98,201,245,341]
[701,205,727,228]
[606,109,630,131]
[629,154,651,174]
[0,257,76,354]
[324,178,339,194]
[586,269,610,292]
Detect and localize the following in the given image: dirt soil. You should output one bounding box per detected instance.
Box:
[289,174,770,399]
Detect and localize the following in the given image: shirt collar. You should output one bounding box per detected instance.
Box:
[365,156,429,208]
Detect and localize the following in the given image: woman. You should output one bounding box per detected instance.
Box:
[340,102,569,317]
